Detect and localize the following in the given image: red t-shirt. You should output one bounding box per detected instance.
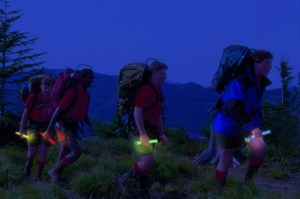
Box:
[134,83,163,127]
[58,84,89,122]
[25,93,50,123]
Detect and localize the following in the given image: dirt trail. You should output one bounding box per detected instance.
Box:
[230,165,300,198]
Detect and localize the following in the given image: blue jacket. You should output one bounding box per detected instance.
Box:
[212,68,272,136]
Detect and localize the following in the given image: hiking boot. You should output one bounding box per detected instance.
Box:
[23,160,33,177]
[35,162,45,182]
[34,171,42,182]
[48,168,60,182]
[216,181,226,193]
[115,169,138,196]
[139,174,151,199]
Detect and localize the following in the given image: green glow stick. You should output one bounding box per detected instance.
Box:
[135,139,158,145]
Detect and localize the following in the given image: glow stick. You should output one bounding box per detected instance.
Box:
[135,139,158,145]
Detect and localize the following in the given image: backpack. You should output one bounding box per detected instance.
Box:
[118,63,152,118]
[46,65,93,119]
[117,59,167,137]
[20,75,52,114]
[210,45,254,113]
[46,68,83,119]
[118,60,168,136]
[20,75,51,104]
[212,45,253,93]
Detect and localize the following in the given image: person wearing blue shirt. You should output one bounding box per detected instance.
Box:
[213,50,273,191]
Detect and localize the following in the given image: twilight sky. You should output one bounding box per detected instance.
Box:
[11,0,300,89]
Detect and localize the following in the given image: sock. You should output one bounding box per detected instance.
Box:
[215,169,227,183]
[249,155,263,167]
[37,160,46,168]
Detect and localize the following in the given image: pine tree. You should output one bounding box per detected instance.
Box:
[0,0,45,116]
[279,59,293,105]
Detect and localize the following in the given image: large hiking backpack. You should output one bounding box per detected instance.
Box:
[20,75,52,104]
[19,74,55,120]
[212,45,253,93]
[117,62,152,137]
[46,65,92,119]
[210,45,254,114]
[118,63,152,117]
[47,69,80,118]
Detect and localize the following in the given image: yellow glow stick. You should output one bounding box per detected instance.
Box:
[16,132,29,139]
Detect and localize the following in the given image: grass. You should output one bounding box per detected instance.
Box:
[0,122,299,199]
[70,167,114,197]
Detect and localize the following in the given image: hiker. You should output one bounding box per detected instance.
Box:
[19,76,55,181]
[212,49,273,191]
[192,128,219,165]
[192,128,247,167]
[42,68,95,182]
[116,60,168,198]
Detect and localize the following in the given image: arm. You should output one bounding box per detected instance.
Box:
[134,106,149,145]
[43,107,63,140]
[44,88,76,135]
[158,115,168,145]
[222,99,252,125]
[223,100,262,137]
[20,94,35,137]
[19,109,29,137]
[221,80,262,136]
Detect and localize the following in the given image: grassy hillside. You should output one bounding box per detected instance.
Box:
[0,122,299,199]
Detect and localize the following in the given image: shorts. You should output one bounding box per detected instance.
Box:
[59,118,79,132]
[27,121,52,147]
[216,132,246,149]
[55,118,80,144]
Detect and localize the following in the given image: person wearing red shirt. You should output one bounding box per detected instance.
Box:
[19,76,55,181]
[43,68,95,182]
[116,61,168,198]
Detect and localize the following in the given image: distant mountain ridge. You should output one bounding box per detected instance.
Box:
[85,71,282,135]
[6,69,283,137]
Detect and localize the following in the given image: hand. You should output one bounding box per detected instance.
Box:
[140,134,150,146]
[19,129,26,140]
[250,136,266,151]
[160,133,168,145]
[251,128,262,138]
[41,130,56,145]
[41,130,51,141]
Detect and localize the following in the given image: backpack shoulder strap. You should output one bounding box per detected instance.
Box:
[28,93,39,116]
[143,83,164,112]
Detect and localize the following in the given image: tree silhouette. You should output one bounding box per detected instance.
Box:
[0,0,45,116]
[278,59,293,106]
